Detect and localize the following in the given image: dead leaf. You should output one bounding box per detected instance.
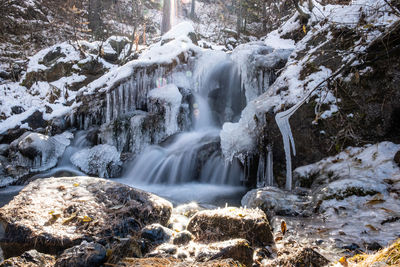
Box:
[281,220,287,235]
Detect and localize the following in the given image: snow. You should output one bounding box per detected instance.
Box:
[264,32,295,50]
[26,42,81,73]
[161,21,195,42]
[294,142,400,183]
[71,144,122,178]
[0,107,38,135]
[148,84,183,136]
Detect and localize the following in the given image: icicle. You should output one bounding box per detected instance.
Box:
[257,154,266,188]
[275,92,311,190]
[124,83,129,114]
[266,144,274,186]
[106,92,111,123]
[113,89,118,120]
[118,84,124,115]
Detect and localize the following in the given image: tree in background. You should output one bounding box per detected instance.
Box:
[162,0,173,34]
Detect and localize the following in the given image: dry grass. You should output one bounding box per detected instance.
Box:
[348,239,400,266]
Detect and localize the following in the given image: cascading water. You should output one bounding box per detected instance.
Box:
[117,52,247,204]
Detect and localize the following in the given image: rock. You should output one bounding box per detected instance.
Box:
[241,186,311,219]
[0,177,172,258]
[107,237,143,264]
[21,110,46,130]
[116,257,241,267]
[9,131,73,173]
[195,239,253,267]
[141,223,173,245]
[264,247,330,267]
[394,151,400,167]
[70,144,122,178]
[147,239,253,267]
[187,207,273,246]
[10,106,25,115]
[42,46,66,66]
[366,242,383,251]
[55,241,106,267]
[0,144,9,156]
[0,250,55,267]
[172,230,193,245]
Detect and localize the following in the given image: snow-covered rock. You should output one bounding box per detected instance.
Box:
[71,144,122,178]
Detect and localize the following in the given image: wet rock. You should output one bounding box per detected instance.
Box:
[70,144,122,178]
[0,177,172,258]
[172,230,193,245]
[141,223,173,245]
[0,250,55,267]
[241,186,311,219]
[264,247,330,267]
[55,241,106,267]
[187,207,273,246]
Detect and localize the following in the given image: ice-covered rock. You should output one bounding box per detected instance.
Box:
[71,144,122,178]
[7,131,73,176]
[148,84,183,136]
[0,177,173,258]
[242,186,312,219]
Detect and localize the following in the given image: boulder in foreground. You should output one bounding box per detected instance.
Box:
[0,177,172,258]
[187,207,273,246]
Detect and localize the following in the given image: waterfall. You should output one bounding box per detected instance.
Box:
[120,53,246,195]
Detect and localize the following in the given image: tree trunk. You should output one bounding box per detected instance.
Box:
[190,0,196,19]
[236,0,242,39]
[262,0,267,32]
[162,0,172,34]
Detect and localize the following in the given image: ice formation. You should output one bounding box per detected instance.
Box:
[71,144,122,178]
[148,84,183,136]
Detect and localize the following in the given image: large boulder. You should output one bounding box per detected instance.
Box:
[70,144,122,178]
[187,207,273,246]
[0,177,173,258]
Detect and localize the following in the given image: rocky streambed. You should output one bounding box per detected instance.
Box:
[0,176,332,267]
